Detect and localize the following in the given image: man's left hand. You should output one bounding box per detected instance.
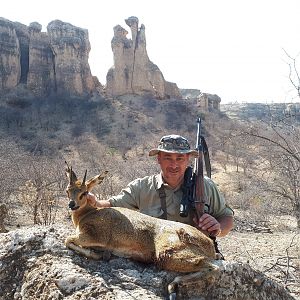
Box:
[194,213,221,237]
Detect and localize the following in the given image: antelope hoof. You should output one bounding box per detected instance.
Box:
[168,292,177,300]
[88,249,103,260]
[168,282,178,300]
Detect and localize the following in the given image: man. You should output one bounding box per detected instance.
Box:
[88,135,233,238]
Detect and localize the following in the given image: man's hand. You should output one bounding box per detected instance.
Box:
[194,213,221,237]
[194,214,233,237]
[86,193,112,208]
[86,192,98,207]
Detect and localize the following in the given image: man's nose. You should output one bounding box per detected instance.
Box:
[169,160,179,168]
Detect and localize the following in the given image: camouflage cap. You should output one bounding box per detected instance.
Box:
[149,135,198,157]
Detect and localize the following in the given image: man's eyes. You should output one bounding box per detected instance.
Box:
[164,157,184,161]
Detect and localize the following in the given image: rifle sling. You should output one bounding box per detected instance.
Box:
[158,186,167,220]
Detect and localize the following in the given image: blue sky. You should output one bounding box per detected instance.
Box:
[2,0,300,103]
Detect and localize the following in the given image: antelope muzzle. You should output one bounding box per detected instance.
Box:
[68,200,80,210]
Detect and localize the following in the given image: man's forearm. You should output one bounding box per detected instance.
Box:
[95,200,112,208]
[86,193,112,208]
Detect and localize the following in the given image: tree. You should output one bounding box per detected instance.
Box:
[243,111,300,228]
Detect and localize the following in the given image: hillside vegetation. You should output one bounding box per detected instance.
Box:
[0,92,299,297]
[0,91,299,226]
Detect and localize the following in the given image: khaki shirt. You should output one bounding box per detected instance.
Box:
[109,173,233,226]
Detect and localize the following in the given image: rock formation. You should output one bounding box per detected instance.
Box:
[0,225,294,300]
[47,20,95,96]
[106,16,181,99]
[198,93,221,110]
[180,89,221,110]
[0,18,20,90]
[0,16,222,107]
[0,17,95,97]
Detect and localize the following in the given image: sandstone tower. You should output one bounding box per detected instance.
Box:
[0,18,95,97]
[106,16,181,99]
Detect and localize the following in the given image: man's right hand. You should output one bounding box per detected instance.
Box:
[86,193,112,208]
[86,192,98,207]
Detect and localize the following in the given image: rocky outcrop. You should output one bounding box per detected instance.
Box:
[106,16,181,99]
[180,89,222,110]
[198,93,221,110]
[181,88,202,100]
[0,18,95,97]
[0,18,20,90]
[47,20,95,96]
[0,225,295,300]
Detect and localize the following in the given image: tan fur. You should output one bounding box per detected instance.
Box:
[65,167,219,297]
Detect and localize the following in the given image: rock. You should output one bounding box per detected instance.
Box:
[47,20,95,97]
[0,18,21,90]
[0,225,295,300]
[180,89,222,110]
[0,18,96,97]
[198,93,221,110]
[106,16,181,99]
[180,89,202,100]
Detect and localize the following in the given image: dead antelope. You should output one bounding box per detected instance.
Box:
[65,165,219,299]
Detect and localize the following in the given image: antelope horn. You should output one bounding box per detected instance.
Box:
[70,167,78,184]
[81,170,87,186]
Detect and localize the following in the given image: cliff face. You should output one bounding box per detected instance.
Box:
[0,18,20,90]
[106,16,181,99]
[0,18,95,97]
[47,20,95,96]
[0,16,221,107]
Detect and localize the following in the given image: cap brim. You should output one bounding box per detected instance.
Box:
[149,148,199,157]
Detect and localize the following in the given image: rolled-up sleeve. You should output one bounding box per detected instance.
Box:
[204,177,234,219]
[109,179,140,209]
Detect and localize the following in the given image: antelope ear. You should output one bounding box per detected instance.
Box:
[86,171,108,191]
[65,161,78,183]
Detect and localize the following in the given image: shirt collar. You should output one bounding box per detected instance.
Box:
[154,173,164,190]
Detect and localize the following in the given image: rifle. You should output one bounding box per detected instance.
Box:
[179,117,211,220]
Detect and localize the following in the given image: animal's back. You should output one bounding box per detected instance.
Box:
[79,207,157,261]
[81,206,216,272]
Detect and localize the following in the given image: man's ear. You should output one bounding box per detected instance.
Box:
[86,171,108,191]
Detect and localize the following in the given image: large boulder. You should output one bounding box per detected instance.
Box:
[0,225,294,300]
[106,16,181,99]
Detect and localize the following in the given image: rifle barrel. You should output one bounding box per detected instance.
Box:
[194,117,206,220]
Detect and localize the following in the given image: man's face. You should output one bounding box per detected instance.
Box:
[157,152,190,188]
